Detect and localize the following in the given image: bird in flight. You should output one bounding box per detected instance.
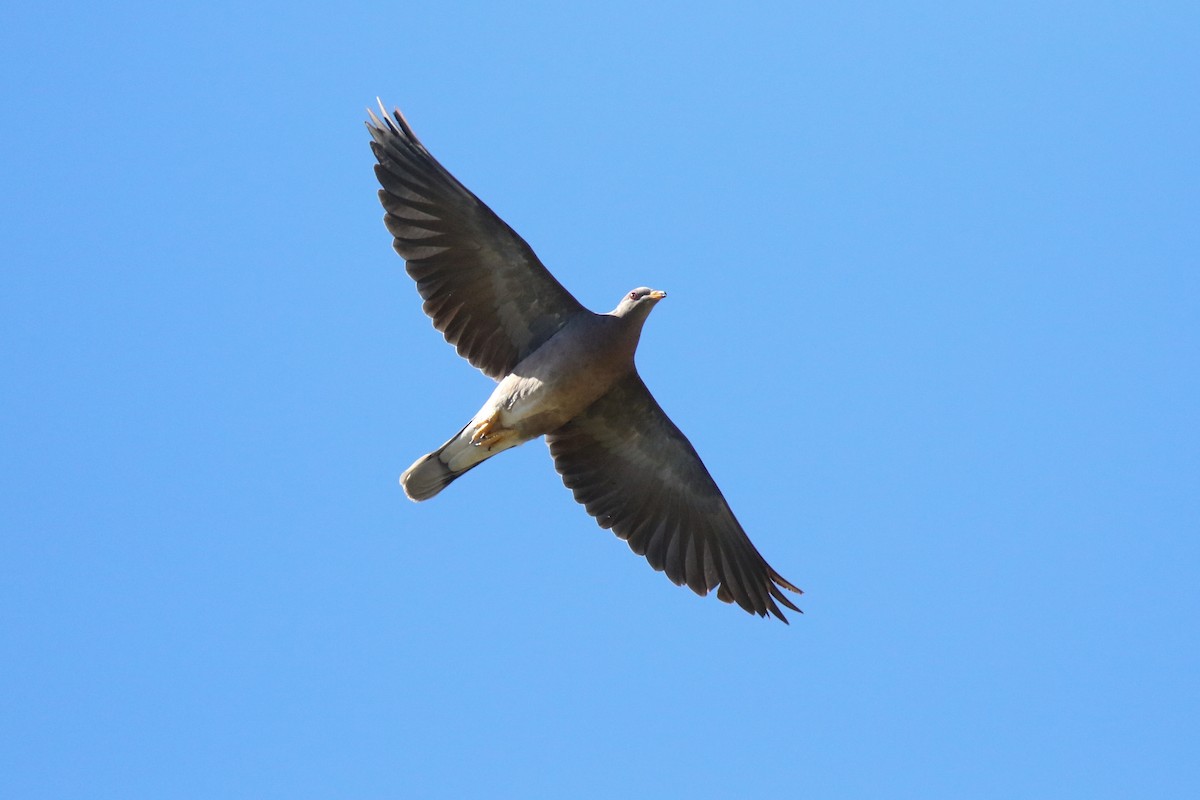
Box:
[367,102,802,621]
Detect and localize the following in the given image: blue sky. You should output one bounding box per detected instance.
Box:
[2,1,1197,797]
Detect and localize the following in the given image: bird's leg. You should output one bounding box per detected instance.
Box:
[469,413,495,446]
[469,409,506,449]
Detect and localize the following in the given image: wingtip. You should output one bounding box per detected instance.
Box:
[771,567,804,596]
[366,98,396,131]
[366,98,422,145]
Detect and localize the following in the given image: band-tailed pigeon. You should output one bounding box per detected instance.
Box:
[367,103,802,621]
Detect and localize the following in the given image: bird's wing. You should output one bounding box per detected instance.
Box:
[368,104,587,380]
[546,373,802,622]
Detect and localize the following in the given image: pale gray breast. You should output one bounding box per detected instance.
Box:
[498,314,637,434]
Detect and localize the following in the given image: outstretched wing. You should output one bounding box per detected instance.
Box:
[368,103,586,380]
[546,374,803,622]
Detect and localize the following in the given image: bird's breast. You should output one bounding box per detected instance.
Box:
[488,319,634,437]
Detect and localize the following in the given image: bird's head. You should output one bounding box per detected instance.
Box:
[613,287,667,318]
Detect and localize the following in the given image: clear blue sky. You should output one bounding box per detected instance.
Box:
[3,2,1197,797]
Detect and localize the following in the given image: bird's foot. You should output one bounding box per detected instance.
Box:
[469,412,504,449]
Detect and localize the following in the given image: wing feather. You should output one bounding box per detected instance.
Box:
[546,374,802,622]
[368,104,585,379]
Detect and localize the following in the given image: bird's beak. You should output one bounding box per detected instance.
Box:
[649,290,667,300]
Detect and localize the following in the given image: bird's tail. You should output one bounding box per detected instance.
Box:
[399,422,513,501]
[399,451,466,501]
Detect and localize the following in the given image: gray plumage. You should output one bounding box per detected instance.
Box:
[368,103,802,621]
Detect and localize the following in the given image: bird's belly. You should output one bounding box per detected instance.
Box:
[487,362,622,438]
[471,314,632,438]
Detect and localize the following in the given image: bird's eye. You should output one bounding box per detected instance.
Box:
[629,291,638,300]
